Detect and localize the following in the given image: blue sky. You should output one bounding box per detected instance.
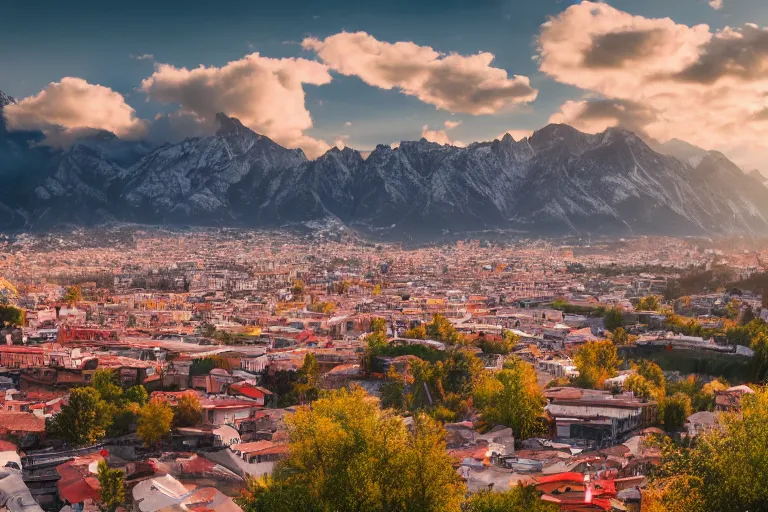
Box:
[2,0,768,157]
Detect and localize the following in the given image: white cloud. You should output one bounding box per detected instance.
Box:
[709,0,724,10]
[444,120,461,129]
[420,122,465,147]
[303,31,537,114]
[538,1,768,170]
[140,52,333,158]
[130,53,155,61]
[3,77,147,144]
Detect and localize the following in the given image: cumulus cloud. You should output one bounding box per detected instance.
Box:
[140,52,333,158]
[537,1,768,169]
[420,121,465,147]
[549,98,658,138]
[709,0,724,10]
[303,31,537,114]
[3,77,147,144]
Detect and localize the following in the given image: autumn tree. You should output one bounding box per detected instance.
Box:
[379,366,405,410]
[63,285,83,305]
[136,398,173,448]
[636,295,661,311]
[48,387,111,446]
[465,485,558,512]
[404,324,427,339]
[97,460,125,512]
[573,340,622,389]
[473,358,547,440]
[173,393,203,427]
[646,388,768,512]
[291,279,305,297]
[370,317,386,334]
[237,387,465,512]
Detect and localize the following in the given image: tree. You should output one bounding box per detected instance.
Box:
[473,358,547,440]
[609,327,630,345]
[380,366,405,410]
[465,485,558,512]
[63,285,83,305]
[750,332,768,383]
[478,330,519,355]
[0,305,24,326]
[136,398,173,448]
[425,314,462,345]
[92,369,123,404]
[603,307,624,331]
[125,385,148,406]
[372,284,382,296]
[637,295,661,311]
[173,393,202,427]
[662,392,692,432]
[96,460,125,512]
[291,279,305,297]
[294,353,321,404]
[370,317,386,334]
[646,387,768,512]
[624,374,655,400]
[404,324,427,339]
[238,387,465,512]
[573,341,622,389]
[48,387,111,446]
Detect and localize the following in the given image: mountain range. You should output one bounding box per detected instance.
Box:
[2,88,768,240]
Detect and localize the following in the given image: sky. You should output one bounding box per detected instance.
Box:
[2,0,768,170]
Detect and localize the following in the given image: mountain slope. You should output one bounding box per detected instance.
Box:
[1,109,767,238]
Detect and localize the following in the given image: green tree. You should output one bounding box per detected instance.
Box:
[647,388,768,512]
[96,460,125,512]
[465,485,558,512]
[48,387,111,446]
[173,393,203,427]
[63,285,83,304]
[573,340,622,389]
[92,369,123,404]
[124,385,148,406]
[238,387,465,512]
[662,393,692,432]
[473,358,547,440]
[478,330,519,355]
[603,307,624,331]
[0,305,24,326]
[136,398,173,448]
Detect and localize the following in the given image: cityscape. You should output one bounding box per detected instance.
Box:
[3,0,768,511]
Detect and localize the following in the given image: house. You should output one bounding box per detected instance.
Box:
[545,389,658,445]
[229,381,274,406]
[685,411,719,437]
[201,398,263,427]
[132,473,242,512]
[714,385,755,412]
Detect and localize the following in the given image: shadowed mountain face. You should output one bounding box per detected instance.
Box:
[1,94,768,238]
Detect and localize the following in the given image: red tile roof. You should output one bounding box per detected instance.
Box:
[0,412,45,433]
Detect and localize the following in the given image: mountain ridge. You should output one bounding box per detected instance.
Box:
[2,94,767,239]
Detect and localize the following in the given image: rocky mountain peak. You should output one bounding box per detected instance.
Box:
[215,113,251,137]
[0,90,15,109]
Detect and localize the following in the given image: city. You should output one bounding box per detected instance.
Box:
[0,227,765,511]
